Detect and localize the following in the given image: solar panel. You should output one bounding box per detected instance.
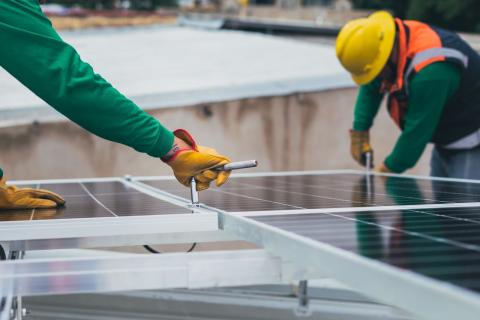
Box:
[250,206,480,293]
[138,171,480,318]
[140,173,480,212]
[0,180,190,222]
[2,171,480,320]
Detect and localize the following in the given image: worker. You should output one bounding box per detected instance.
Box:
[336,11,480,179]
[0,0,231,210]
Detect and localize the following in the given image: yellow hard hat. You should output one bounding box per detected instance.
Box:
[336,11,396,85]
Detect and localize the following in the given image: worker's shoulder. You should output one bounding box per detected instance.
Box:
[412,61,461,84]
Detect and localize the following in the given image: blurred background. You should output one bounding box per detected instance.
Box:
[1,0,479,180]
[38,0,480,32]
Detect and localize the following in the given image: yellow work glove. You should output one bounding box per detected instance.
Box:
[375,163,392,173]
[162,129,231,191]
[350,130,374,167]
[0,178,65,210]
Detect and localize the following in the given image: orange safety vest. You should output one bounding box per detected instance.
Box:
[381,19,480,145]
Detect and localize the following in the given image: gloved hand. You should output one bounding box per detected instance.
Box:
[375,162,392,173]
[0,178,65,210]
[162,129,231,191]
[350,130,374,167]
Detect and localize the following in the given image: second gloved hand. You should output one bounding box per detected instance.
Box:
[162,129,231,191]
[350,130,374,167]
[375,163,392,173]
[0,177,65,210]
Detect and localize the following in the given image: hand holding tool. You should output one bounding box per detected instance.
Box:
[350,130,374,168]
[190,160,258,207]
[163,129,231,191]
[0,178,65,210]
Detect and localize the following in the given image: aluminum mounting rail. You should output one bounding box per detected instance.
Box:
[0,250,319,297]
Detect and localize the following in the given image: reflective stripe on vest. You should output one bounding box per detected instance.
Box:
[444,127,480,149]
[404,47,469,95]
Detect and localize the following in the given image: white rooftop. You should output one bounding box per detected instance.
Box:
[0,25,353,122]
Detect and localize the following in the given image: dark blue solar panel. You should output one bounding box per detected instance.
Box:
[251,206,480,293]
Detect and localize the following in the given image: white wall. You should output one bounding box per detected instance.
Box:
[0,88,432,180]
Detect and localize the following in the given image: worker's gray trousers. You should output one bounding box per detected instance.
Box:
[430,144,480,179]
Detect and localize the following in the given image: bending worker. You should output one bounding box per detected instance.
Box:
[336,11,480,178]
[0,0,230,210]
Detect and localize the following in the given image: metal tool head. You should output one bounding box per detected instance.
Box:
[189,160,258,208]
[189,177,200,208]
[365,152,372,174]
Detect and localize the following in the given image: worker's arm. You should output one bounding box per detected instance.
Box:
[0,0,173,157]
[384,63,461,173]
[0,0,231,197]
[353,77,384,131]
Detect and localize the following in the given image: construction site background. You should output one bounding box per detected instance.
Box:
[46,1,364,30]
[46,3,480,53]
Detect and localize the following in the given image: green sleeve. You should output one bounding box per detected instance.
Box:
[0,0,173,158]
[353,78,384,131]
[385,63,461,173]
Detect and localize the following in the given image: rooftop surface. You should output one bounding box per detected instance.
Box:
[0,25,352,123]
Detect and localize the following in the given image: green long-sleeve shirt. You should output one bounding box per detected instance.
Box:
[353,62,461,173]
[0,0,174,179]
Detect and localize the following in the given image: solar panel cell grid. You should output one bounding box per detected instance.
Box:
[141,174,480,212]
[0,181,190,222]
[251,207,480,293]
